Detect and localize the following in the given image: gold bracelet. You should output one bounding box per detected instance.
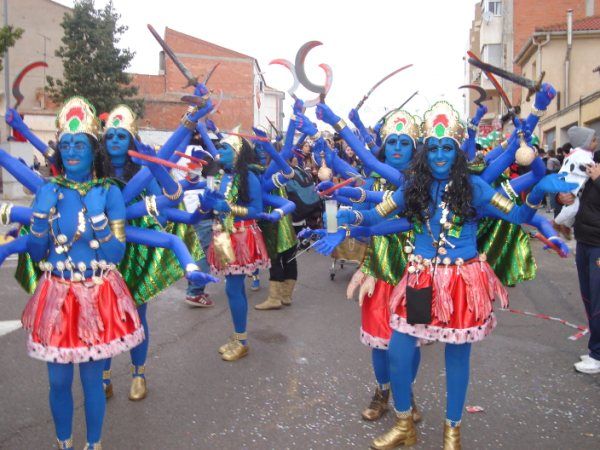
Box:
[366,140,376,150]
[350,188,367,203]
[531,106,546,118]
[197,203,210,215]
[97,231,114,244]
[310,131,321,141]
[339,225,351,238]
[162,182,183,201]
[181,114,196,130]
[91,220,109,232]
[1,203,14,225]
[281,169,295,180]
[333,119,347,133]
[525,193,543,209]
[273,208,285,218]
[45,147,56,160]
[109,219,126,243]
[185,263,200,273]
[30,226,48,238]
[375,197,398,217]
[230,204,249,217]
[501,180,518,201]
[145,195,159,217]
[353,210,364,225]
[500,140,508,149]
[271,173,284,189]
[489,192,515,214]
[467,122,478,131]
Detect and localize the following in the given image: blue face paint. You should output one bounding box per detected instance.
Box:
[255,147,267,166]
[217,143,235,170]
[104,127,131,167]
[426,137,458,180]
[59,133,94,181]
[384,133,414,170]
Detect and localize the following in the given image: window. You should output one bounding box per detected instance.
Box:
[482,44,502,67]
[544,128,556,151]
[486,1,503,16]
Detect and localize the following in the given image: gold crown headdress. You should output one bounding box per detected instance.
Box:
[105,104,138,137]
[221,125,243,154]
[56,96,100,141]
[379,109,421,146]
[421,101,465,145]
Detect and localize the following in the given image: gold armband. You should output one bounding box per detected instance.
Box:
[181,114,196,131]
[109,219,126,243]
[272,173,284,189]
[333,119,347,133]
[230,204,249,217]
[273,208,285,218]
[281,169,295,180]
[489,192,515,214]
[375,197,398,217]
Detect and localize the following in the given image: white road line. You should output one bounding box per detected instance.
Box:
[0,320,22,337]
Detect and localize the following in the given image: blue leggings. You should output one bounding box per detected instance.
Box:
[372,347,420,388]
[388,331,471,423]
[103,303,149,379]
[47,360,105,445]
[225,274,248,343]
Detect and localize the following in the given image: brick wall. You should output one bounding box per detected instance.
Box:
[131,27,257,131]
[512,0,600,103]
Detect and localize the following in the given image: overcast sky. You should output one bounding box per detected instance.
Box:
[54,0,480,125]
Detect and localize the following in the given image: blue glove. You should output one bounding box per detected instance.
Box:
[534,83,556,111]
[472,104,488,125]
[314,229,346,256]
[316,103,341,126]
[186,270,219,285]
[295,112,318,136]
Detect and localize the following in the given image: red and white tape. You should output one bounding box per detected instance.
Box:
[500,308,589,341]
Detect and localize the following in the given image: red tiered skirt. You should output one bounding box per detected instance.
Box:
[389,257,508,344]
[207,220,271,276]
[22,271,144,364]
[360,279,394,349]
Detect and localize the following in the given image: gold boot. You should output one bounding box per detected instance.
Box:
[128,365,147,401]
[411,395,422,423]
[254,281,283,310]
[221,332,249,361]
[280,279,296,306]
[218,335,235,354]
[56,436,73,449]
[102,370,113,400]
[443,420,461,450]
[370,411,417,449]
[361,387,390,421]
[83,443,102,450]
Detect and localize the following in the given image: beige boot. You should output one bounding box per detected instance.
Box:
[280,279,296,306]
[255,281,283,310]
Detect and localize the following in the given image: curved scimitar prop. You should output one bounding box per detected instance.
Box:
[458,84,488,106]
[304,64,333,107]
[294,41,328,94]
[269,58,299,99]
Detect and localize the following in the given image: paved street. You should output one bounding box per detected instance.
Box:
[0,240,598,449]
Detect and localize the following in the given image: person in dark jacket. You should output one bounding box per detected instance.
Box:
[558,130,600,374]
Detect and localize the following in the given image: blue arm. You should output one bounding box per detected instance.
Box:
[196,121,218,158]
[480,135,519,184]
[5,108,53,158]
[0,148,45,193]
[0,235,29,265]
[93,185,127,263]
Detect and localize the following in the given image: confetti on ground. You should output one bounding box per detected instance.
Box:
[466,405,485,413]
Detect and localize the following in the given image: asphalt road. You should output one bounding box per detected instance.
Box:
[0,240,598,449]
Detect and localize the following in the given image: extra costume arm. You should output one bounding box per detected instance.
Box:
[351,217,412,238]
[0,148,45,193]
[132,141,183,199]
[5,108,53,159]
[125,225,217,284]
[348,108,377,151]
[26,182,56,261]
[0,204,33,225]
[253,128,294,180]
[196,121,218,158]
[0,235,29,266]
[524,83,556,132]
[338,108,401,184]
[480,134,519,183]
[259,193,296,222]
[94,185,127,263]
[337,188,405,227]
[461,104,487,161]
[498,156,546,196]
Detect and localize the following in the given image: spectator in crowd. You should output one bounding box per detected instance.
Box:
[557,128,600,374]
[545,150,561,212]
